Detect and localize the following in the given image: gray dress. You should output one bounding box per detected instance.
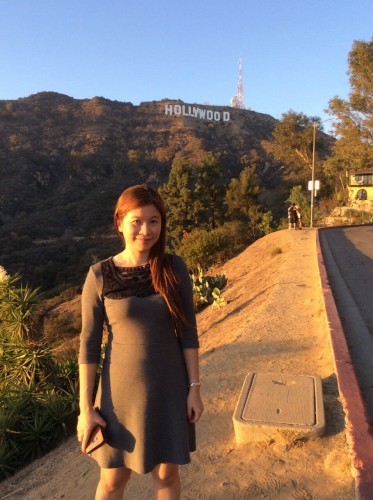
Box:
[78,255,199,473]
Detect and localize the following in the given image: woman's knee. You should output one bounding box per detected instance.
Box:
[151,463,180,487]
[99,467,131,492]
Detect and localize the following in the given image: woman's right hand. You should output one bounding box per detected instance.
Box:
[77,406,107,454]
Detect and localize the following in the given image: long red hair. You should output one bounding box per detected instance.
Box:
[113,185,187,336]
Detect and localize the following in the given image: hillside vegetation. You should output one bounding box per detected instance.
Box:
[0,93,281,293]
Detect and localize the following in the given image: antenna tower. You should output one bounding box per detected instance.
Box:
[230,56,245,109]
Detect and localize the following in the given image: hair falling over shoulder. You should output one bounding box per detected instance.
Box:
[113,185,187,335]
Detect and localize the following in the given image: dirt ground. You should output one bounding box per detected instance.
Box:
[0,229,355,499]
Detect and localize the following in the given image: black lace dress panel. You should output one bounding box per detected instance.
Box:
[101,257,155,299]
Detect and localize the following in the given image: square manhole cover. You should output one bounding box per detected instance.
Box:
[242,372,315,425]
[233,372,325,443]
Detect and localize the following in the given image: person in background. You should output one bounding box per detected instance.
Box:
[287,202,297,229]
[77,184,204,500]
[295,205,302,229]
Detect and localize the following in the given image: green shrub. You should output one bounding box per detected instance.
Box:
[257,211,274,236]
[342,209,373,225]
[0,270,79,479]
[270,246,283,257]
[0,383,77,478]
[278,217,289,230]
[177,221,252,269]
[177,227,231,268]
[218,220,252,254]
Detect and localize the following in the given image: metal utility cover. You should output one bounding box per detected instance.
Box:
[242,372,315,425]
[233,372,325,443]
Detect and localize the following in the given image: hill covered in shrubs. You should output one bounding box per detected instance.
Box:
[0,92,283,292]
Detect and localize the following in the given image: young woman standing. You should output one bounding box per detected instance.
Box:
[77,185,203,499]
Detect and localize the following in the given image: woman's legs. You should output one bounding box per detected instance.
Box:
[95,466,132,500]
[151,463,181,500]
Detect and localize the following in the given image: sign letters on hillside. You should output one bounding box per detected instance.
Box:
[165,104,230,122]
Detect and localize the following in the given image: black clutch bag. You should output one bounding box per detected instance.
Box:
[86,408,106,454]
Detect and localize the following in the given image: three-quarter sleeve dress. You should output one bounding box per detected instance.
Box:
[78,254,199,473]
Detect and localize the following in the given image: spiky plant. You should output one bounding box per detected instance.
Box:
[38,390,77,433]
[0,440,19,479]
[0,272,79,478]
[0,273,43,342]
[0,333,57,388]
[0,381,77,476]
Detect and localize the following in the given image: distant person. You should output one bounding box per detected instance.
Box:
[295,205,302,229]
[288,202,297,229]
[77,185,203,499]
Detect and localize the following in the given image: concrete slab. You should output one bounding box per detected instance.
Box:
[233,372,325,444]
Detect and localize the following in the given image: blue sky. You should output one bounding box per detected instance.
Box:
[1,0,372,131]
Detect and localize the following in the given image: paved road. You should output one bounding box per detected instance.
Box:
[319,225,373,422]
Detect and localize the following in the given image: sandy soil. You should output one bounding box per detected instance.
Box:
[0,229,355,499]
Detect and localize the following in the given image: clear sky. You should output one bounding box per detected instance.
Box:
[1,0,372,131]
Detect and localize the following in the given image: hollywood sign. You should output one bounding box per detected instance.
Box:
[165,104,230,122]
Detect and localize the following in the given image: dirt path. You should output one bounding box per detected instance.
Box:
[0,229,355,499]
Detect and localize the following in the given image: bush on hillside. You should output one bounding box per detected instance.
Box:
[0,269,79,479]
[177,220,253,269]
[341,209,373,225]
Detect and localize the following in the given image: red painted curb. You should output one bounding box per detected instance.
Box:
[316,229,373,499]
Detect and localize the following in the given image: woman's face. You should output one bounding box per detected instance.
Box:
[117,204,162,255]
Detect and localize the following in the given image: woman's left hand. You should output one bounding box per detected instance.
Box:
[187,388,204,423]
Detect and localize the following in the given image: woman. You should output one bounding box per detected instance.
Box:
[295,205,302,229]
[77,185,204,499]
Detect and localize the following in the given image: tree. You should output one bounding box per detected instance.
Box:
[327,38,373,170]
[272,111,331,182]
[225,166,274,240]
[193,153,227,230]
[159,157,195,247]
[225,166,259,219]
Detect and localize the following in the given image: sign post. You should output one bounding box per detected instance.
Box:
[309,177,320,229]
[310,117,333,228]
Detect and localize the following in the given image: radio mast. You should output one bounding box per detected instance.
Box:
[230,56,245,109]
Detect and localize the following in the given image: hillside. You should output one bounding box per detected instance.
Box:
[0,92,281,292]
[0,229,354,499]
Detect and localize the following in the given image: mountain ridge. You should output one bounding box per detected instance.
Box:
[0,92,281,290]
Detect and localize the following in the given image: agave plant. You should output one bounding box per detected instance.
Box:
[0,272,80,478]
[0,440,19,479]
[38,390,77,433]
[58,378,80,414]
[17,410,58,462]
[0,273,43,342]
[0,384,34,430]
[0,379,79,475]
[0,336,57,388]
